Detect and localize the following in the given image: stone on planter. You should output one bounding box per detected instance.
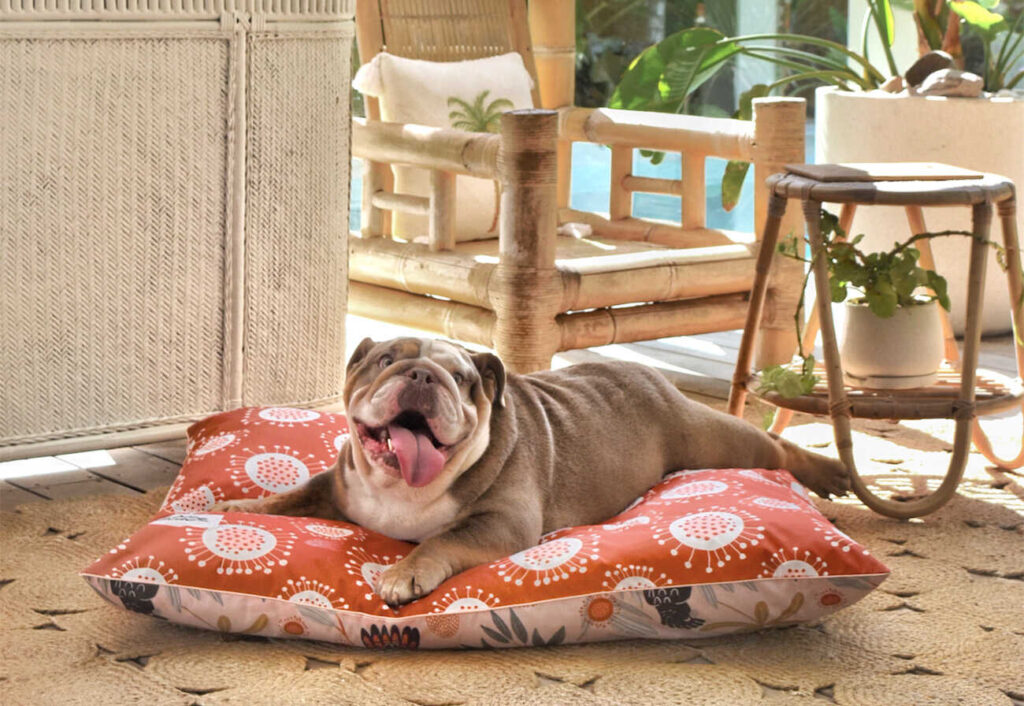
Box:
[914,69,984,98]
[880,75,905,93]
[904,50,955,88]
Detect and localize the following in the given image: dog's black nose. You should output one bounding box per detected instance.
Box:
[406,367,435,385]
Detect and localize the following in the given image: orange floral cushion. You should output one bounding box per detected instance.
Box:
[82,407,889,649]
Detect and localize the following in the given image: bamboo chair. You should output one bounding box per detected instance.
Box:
[350,0,807,373]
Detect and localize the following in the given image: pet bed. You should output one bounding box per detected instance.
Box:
[81,407,888,649]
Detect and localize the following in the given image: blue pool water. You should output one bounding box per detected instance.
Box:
[349,124,815,232]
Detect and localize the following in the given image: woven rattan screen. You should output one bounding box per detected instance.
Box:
[0,2,353,459]
[243,34,350,405]
[376,0,514,61]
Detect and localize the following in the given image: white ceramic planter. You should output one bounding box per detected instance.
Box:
[840,300,944,389]
[816,86,1024,335]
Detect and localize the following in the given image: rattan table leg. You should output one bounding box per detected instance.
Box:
[972,197,1024,468]
[905,205,962,362]
[767,408,795,434]
[729,194,789,417]
[769,204,858,434]
[803,199,858,494]
[795,203,857,360]
[907,199,1024,469]
[796,203,858,355]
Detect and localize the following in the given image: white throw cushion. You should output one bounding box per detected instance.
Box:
[354,52,535,241]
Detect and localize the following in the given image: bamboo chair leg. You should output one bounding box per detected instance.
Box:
[729,194,788,417]
[361,159,387,238]
[493,110,561,374]
[970,197,1024,468]
[769,204,857,435]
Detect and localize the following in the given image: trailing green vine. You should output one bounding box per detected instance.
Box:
[756,208,1008,398]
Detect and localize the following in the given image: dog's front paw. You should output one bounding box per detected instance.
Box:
[376,556,450,607]
[804,457,852,499]
[209,498,266,514]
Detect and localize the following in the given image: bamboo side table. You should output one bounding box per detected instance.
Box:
[728,163,1023,519]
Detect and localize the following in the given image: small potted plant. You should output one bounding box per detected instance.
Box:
[762,210,954,394]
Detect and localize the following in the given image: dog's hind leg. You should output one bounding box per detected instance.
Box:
[765,431,850,499]
[666,398,850,499]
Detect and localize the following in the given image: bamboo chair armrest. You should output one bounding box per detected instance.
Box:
[352,117,501,179]
[558,106,755,162]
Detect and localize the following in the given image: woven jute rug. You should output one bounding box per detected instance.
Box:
[2,405,1022,705]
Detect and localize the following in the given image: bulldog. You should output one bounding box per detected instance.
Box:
[212,337,849,606]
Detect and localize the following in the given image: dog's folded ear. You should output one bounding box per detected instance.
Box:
[471,352,506,408]
[347,337,378,373]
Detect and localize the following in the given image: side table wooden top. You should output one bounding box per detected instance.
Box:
[769,162,1015,206]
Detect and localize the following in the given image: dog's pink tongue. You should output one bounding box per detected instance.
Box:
[388,424,445,487]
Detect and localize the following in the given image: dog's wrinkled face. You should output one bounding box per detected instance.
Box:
[343,337,505,491]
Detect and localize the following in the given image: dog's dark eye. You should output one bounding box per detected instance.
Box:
[378,355,393,369]
[452,372,464,385]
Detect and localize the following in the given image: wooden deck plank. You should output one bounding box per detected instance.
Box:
[6,468,137,500]
[60,448,181,493]
[695,330,744,351]
[556,347,731,399]
[0,481,47,511]
[633,340,739,372]
[629,342,736,378]
[133,439,188,466]
[0,455,79,480]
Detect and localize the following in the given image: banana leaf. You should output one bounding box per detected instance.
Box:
[609,28,741,113]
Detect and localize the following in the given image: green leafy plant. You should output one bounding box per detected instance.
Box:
[949,1,1024,90]
[781,210,953,318]
[759,354,820,399]
[608,22,885,209]
[757,209,959,398]
[447,90,514,233]
[609,1,1024,207]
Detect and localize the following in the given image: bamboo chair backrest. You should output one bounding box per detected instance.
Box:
[354,0,541,119]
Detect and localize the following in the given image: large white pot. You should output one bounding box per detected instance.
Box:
[840,300,944,389]
[816,86,1024,335]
